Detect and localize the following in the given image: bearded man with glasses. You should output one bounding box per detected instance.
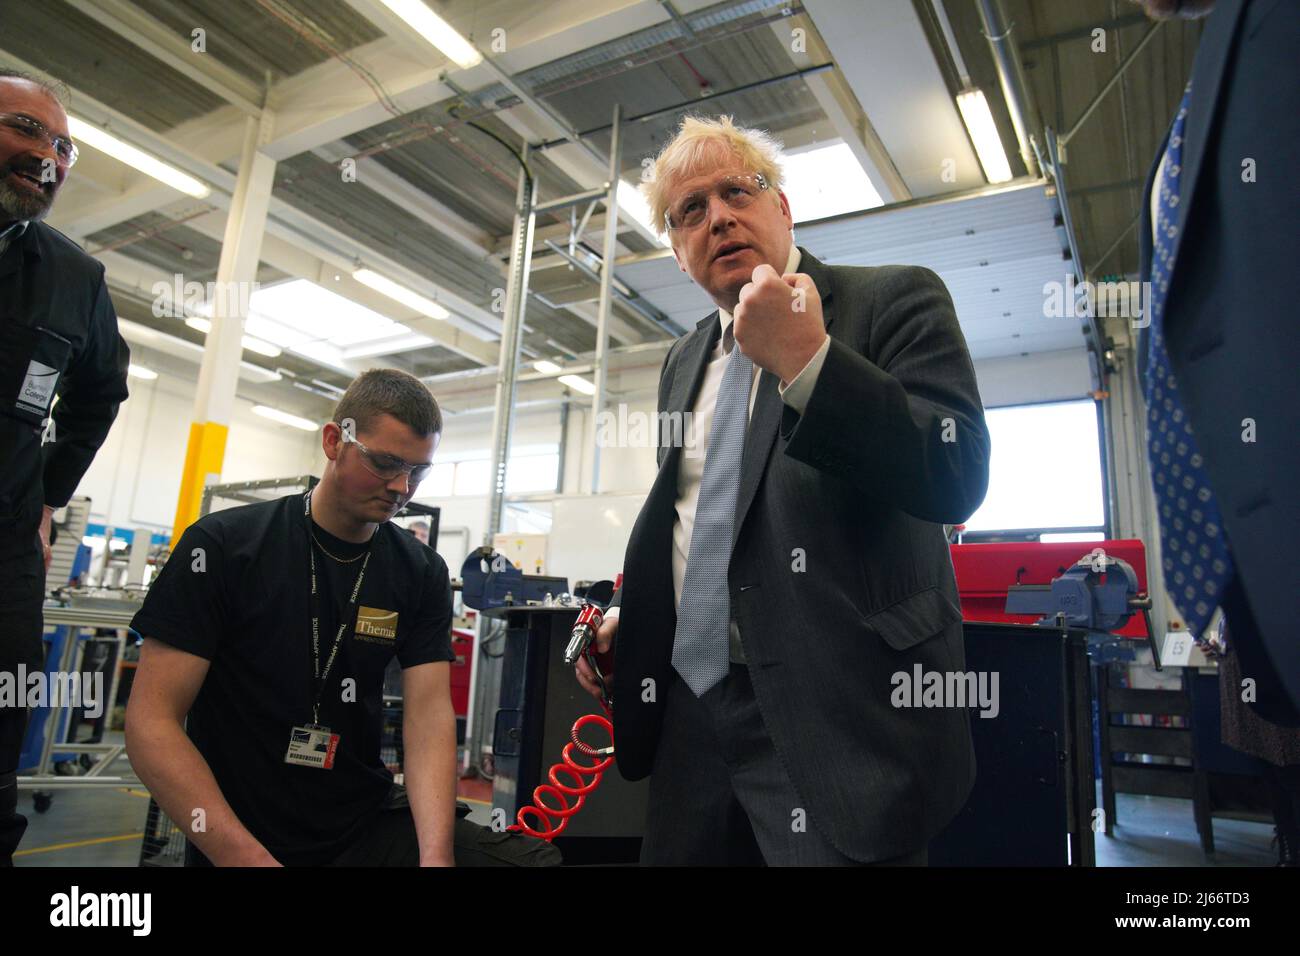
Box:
[127,369,559,867]
[0,68,129,866]
[577,115,991,865]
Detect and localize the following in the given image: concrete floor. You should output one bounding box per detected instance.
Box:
[15,731,147,867]
[14,730,496,867]
[14,733,1278,866]
[1091,782,1276,867]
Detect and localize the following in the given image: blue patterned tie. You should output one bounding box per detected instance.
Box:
[1145,82,1233,640]
[673,325,752,696]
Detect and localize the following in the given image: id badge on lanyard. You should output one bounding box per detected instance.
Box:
[284,724,340,769]
[285,490,371,770]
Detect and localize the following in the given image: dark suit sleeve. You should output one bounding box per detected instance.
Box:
[42,272,130,508]
[653,338,680,472]
[780,265,990,524]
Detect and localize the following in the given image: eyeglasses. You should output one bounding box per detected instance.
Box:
[342,432,433,486]
[664,172,769,232]
[0,113,78,168]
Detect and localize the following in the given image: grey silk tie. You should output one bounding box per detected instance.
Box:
[672,325,752,696]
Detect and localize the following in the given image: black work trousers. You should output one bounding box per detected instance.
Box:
[185,787,563,867]
[0,545,45,867]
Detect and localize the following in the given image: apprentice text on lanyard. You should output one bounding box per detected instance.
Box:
[284,490,372,770]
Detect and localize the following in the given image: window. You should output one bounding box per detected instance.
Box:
[453,458,491,496]
[506,454,559,494]
[420,462,455,497]
[440,447,560,497]
[782,142,885,223]
[962,400,1106,538]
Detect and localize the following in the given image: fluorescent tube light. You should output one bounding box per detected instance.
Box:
[115,319,281,384]
[376,0,482,69]
[239,335,283,358]
[558,374,596,395]
[185,316,283,358]
[67,116,210,197]
[252,406,318,431]
[127,364,158,380]
[956,88,1013,185]
[533,360,562,374]
[353,268,451,320]
[341,332,434,359]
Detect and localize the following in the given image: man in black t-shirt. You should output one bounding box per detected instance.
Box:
[127,369,557,867]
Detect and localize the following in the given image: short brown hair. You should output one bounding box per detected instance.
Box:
[334,368,442,438]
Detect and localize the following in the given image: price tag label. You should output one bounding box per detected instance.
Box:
[1161,632,1194,667]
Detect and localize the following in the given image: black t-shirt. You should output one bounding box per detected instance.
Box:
[130,492,454,865]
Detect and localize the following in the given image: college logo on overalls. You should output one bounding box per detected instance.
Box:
[18,360,59,416]
[355,606,398,642]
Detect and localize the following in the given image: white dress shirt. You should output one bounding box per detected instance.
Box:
[1150,148,1169,247]
[606,243,834,619]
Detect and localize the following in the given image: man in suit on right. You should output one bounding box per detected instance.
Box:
[575,115,990,865]
[1134,0,1298,725]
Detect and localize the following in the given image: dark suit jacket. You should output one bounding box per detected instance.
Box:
[1137,0,1299,719]
[610,249,991,861]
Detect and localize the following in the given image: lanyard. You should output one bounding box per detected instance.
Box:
[304,491,372,725]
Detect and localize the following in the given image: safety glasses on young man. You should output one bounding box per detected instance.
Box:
[342,432,432,485]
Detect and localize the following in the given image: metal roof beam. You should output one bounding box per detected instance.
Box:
[769,15,910,202]
[0,49,505,351]
[266,0,658,160]
[495,106,660,247]
[63,0,265,116]
[311,141,497,263]
[801,0,986,197]
[10,2,669,239]
[493,211,634,257]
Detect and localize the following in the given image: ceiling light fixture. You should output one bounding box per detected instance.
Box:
[558,374,596,395]
[376,0,482,69]
[956,88,1013,184]
[341,332,435,359]
[252,405,318,431]
[184,316,283,358]
[353,268,452,321]
[68,116,210,197]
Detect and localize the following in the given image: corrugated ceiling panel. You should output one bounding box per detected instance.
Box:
[2,2,225,130]
[129,0,384,84]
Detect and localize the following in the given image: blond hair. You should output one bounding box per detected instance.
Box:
[642,115,785,234]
